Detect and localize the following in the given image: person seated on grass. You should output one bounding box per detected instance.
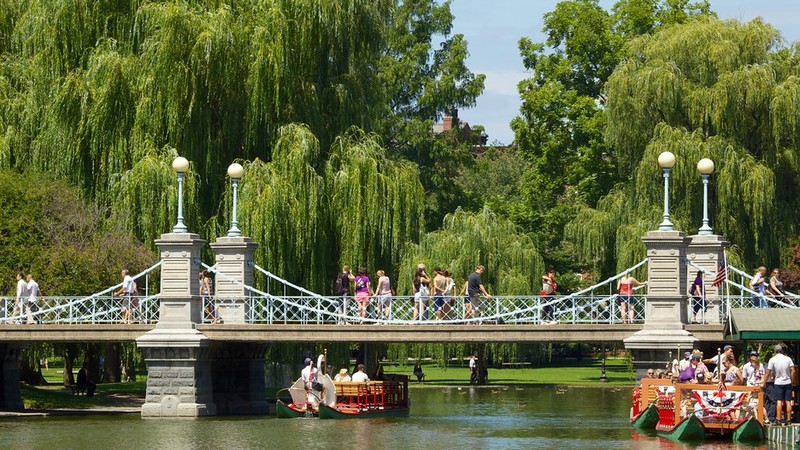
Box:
[413,363,425,382]
[77,361,96,397]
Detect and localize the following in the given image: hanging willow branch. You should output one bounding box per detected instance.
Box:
[397,206,543,295]
[569,17,793,271]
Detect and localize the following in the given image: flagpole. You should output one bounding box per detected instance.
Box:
[722,249,732,336]
[716,347,723,418]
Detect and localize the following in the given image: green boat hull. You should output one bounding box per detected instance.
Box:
[732,417,764,443]
[318,403,410,420]
[631,404,659,430]
[658,415,705,442]
[275,400,314,418]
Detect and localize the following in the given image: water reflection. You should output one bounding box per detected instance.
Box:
[0,386,772,449]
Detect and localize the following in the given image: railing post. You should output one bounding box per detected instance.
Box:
[210,236,258,324]
[137,231,216,417]
[624,230,697,379]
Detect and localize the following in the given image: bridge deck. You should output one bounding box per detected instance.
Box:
[0,324,726,343]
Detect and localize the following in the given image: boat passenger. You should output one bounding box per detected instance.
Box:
[351,364,369,383]
[741,351,765,387]
[722,355,744,386]
[301,358,319,391]
[334,367,351,382]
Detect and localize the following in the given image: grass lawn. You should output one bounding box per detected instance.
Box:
[20,381,146,410]
[21,359,146,410]
[383,358,635,386]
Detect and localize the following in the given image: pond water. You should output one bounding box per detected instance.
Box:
[0,386,774,449]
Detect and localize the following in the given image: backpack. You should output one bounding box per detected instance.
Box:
[335,273,348,295]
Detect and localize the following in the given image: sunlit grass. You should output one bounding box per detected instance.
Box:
[383,358,634,386]
[20,381,146,410]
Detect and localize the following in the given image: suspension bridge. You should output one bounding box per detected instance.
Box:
[0,165,796,417]
[0,255,794,345]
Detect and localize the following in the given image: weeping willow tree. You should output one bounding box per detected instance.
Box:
[232,124,329,292]
[397,207,544,295]
[219,125,425,292]
[326,129,425,281]
[0,0,394,238]
[566,17,799,271]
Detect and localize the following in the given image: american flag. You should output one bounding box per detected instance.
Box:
[711,262,727,287]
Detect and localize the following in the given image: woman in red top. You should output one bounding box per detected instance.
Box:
[616,271,643,324]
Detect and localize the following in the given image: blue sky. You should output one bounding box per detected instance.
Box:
[448,0,800,145]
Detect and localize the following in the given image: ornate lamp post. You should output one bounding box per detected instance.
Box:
[697,158,715,235]
[657,151,676,231]
[227,162,244,237]
[172,156,190,233]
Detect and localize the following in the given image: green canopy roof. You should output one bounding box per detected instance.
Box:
[725,308,800,341]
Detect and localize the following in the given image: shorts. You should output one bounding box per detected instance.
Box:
[376,293,391,305]
[774,383,793,401]
[414,292,427,304]
[433,294,445,311]
[469,292,483,311]
[355,292,370,304]
[616,294,633,305]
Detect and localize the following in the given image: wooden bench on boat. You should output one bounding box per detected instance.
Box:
[334,376,409,410]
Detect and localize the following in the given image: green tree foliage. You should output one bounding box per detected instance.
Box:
[378,0,485,229]
[570,17,798,270]
[228,125,425,292]
[0,0,484,291]
[511,0,712,273]
[379,0,485,144]
[0,170,155,294]
[397,207,543,295]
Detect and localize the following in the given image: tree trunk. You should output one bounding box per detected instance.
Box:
[103,343,121,382]
[18,359,45,385]
[86,346,100,384]
[63,347,75,386]
[477,344,488,385]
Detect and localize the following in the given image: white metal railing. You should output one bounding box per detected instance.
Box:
[726,265,799,301]
[0,294,160,324]
[193,259,653,325]
[0,262,161,324]
[203,294,649,325]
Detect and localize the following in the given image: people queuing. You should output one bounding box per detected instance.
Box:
[640,344,797,426]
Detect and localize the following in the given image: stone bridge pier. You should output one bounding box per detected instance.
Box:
[136,233,267,417]
[624,230,728,378]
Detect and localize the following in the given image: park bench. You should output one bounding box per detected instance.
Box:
[69,384,88,395]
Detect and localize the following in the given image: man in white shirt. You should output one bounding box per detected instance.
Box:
[764,345,796,426]
[703,344,734,376]
[26,274,41,324]
[301,358,317,389]
[678,351,691,372]
[469,354,478,384]
[114,270,136,323]
[351,364,369,383]
[12,273,28,323]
